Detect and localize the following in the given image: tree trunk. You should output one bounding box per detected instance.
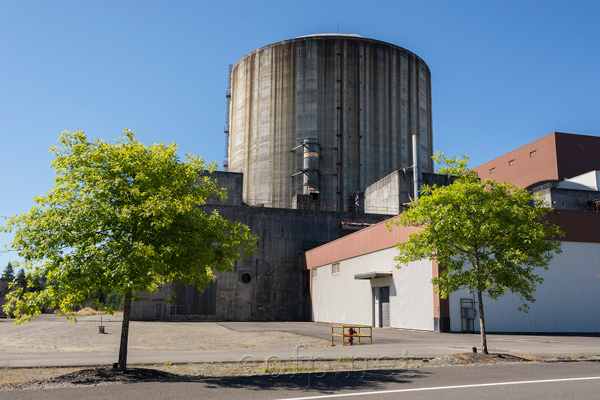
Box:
[117,291,132,371]
[477,289,488,354]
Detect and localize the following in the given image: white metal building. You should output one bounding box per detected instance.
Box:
[304,210,600,333]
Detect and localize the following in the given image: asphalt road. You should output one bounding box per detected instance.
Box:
[2,361,599,399]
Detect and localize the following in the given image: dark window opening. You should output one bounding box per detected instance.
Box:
[240,273,252,284]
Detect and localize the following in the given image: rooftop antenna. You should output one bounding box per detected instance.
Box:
[337,22,340,34]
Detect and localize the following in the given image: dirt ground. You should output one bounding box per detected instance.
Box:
[0,313,330,354]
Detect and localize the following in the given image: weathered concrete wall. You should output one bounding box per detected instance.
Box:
[133,283,172,320]
[131,203,391,321]
[201,171,244,206]
[209,205,391,321]
[364,171,455,215]
[364,170,402,215]
[535,187,600,211]
[228,35,433,210]
[133,282,218,321]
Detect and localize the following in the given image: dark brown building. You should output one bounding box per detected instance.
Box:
[475,132,600,190]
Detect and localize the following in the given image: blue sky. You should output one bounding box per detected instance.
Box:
[1,0,599,267]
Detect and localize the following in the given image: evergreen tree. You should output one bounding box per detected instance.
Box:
[16,268,26,288]
[1,262,15,280]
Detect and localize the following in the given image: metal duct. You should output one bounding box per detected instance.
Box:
[302,138,320,195]
[412,133,423,199]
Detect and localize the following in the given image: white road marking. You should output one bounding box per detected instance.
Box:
[277,376,600,399]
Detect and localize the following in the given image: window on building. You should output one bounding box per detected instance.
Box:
[332,262,340,275]
[578,144,587,151]
[508,159,515,166]
[530,150,537,158]
[489,167,496,174]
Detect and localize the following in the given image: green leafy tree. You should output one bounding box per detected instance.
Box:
[98,292,125,310]
[1,262,15,280]
[1,130,257,371]
[389,154,563,354]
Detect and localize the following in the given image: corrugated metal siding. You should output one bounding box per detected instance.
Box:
[311,260,373,326]
[311,247,434,330]
[474,132,559,190]
[555,132,600,181]
[546,210,600,243]
[449,242,600,333]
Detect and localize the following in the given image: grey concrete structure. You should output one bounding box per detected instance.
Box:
[208,205,391,321]
[132,174,391,321]
[132,34,434,322]
[203,171,244,205]
[365,170,455,215]
[228,34,434,211]
[533,185,600,211]
[133,282,217,321]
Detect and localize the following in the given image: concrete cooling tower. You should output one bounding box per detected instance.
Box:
[227,34,433,211]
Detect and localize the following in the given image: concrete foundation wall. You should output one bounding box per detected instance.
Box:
[131,204,390,321]
[210,205,390,321]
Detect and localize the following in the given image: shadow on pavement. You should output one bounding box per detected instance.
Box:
[200,369,431,392]
[33,367,429,393]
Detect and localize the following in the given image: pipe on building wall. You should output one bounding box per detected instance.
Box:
[412,133,422,199]
[303,138,320,195]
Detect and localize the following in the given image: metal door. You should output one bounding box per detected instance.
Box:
[380,287,390,327]
[372,287,390,327]
[372,288,380,327]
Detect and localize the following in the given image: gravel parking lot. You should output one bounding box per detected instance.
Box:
[0,314,331,354]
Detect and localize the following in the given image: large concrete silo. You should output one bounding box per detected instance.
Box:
[228,34,433,210]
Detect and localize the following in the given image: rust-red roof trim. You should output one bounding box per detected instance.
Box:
[304,210,600,270]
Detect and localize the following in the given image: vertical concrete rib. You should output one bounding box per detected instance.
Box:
[229,35,432,210]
